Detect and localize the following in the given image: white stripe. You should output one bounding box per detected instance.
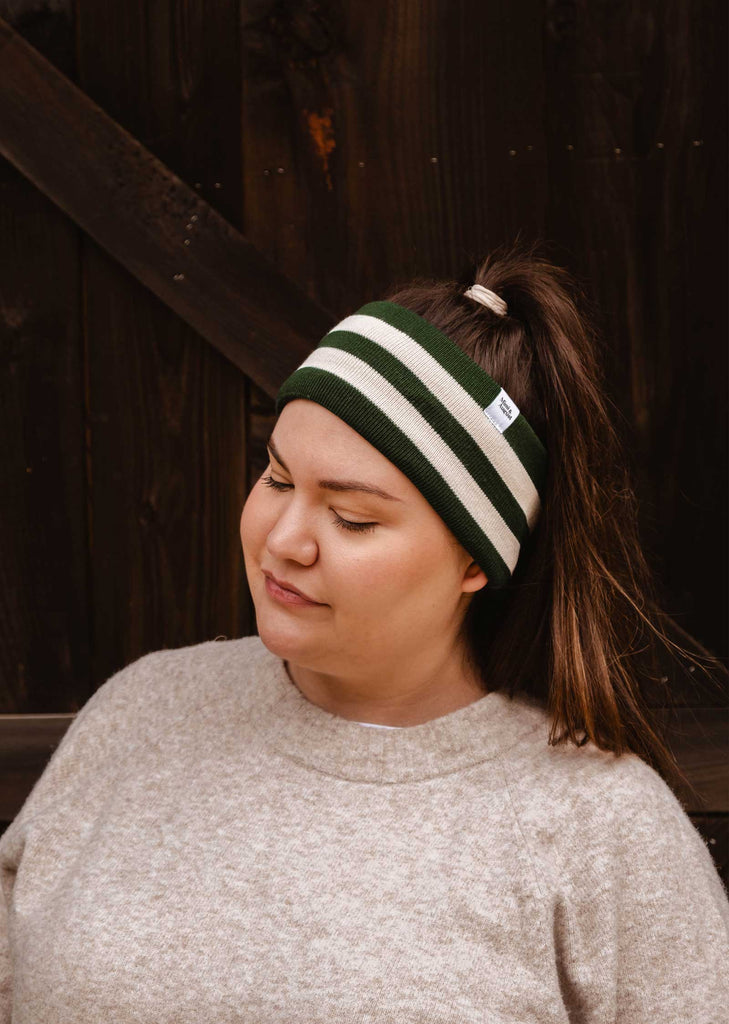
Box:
[327,314,541,530]
[296,347,520,571]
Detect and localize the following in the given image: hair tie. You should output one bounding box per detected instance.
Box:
[464,284,508,317]
[275,300,547,587]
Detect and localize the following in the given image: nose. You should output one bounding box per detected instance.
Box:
[265,500,319,566]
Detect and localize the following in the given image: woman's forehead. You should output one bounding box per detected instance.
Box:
[272,401,415,496]
[275,400,382,459]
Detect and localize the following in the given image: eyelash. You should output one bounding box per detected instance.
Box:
[261,474,378,534]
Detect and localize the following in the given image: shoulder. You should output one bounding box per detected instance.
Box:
[500,714,727,908]
[498,707,729,1015]
[58,633,270,755]
[499,695,688,832]
[0,634,270,843]
[85,632,270,724]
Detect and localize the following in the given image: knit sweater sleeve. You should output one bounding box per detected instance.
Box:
[551,752,729,1023]
[0,650,167,1022]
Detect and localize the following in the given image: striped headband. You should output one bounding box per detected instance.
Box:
[274,300,548,587]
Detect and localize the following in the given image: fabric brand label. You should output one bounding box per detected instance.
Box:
[483,388,520,433]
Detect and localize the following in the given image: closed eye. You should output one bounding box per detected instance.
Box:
[261,474,378,534]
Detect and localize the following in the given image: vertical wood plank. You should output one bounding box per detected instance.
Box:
[240,0,547,312]
[543,0,728,660]
[0,0,91,712]
[77,0,251,683]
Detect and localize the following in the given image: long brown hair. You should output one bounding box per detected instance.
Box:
[384,241,725,796]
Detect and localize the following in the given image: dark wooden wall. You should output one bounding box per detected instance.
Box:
[0,0,726,882]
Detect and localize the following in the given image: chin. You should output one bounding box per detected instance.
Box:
[254,613,317,663]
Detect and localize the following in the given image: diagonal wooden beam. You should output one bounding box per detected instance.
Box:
[0,17,334,397]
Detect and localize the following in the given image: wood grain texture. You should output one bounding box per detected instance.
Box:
[543,0,728,658]
[0,169,91,713]
[0,714,72,819]
[0,15,333,397]
[660,708,729,813]
[74,0,258,682]
[0,0,92,713]
[241,0,548,311]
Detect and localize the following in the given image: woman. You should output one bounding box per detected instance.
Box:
[0,246,727,1022]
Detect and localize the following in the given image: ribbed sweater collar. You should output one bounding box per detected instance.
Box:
[249,638,546,784]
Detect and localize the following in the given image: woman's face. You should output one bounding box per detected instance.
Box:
[240,399,487,681]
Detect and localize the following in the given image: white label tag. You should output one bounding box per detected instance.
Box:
[483,388,519,433]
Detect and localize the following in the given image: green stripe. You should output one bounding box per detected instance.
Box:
[276,369,512,586]
[503,417,548,493]
[357,301,547,492]
[321,329,528,543]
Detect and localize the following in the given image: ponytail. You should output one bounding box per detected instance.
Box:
[384,241,724,795]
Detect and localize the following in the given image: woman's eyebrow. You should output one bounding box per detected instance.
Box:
[266,436,402,502]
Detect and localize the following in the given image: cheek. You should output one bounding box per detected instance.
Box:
[341,531,456,607]
[239,485,271,557]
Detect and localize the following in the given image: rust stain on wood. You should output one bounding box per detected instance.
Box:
[303,108,335,191]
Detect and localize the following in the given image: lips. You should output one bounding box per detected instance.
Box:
[262,571,322,605]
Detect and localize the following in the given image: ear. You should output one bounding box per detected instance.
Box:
[461,560,488,594]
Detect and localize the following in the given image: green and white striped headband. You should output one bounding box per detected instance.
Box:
[274,297,548,587]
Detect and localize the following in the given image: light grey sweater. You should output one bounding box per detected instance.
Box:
[0,634,727,1022]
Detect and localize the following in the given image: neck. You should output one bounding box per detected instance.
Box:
[283,646,486,728]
